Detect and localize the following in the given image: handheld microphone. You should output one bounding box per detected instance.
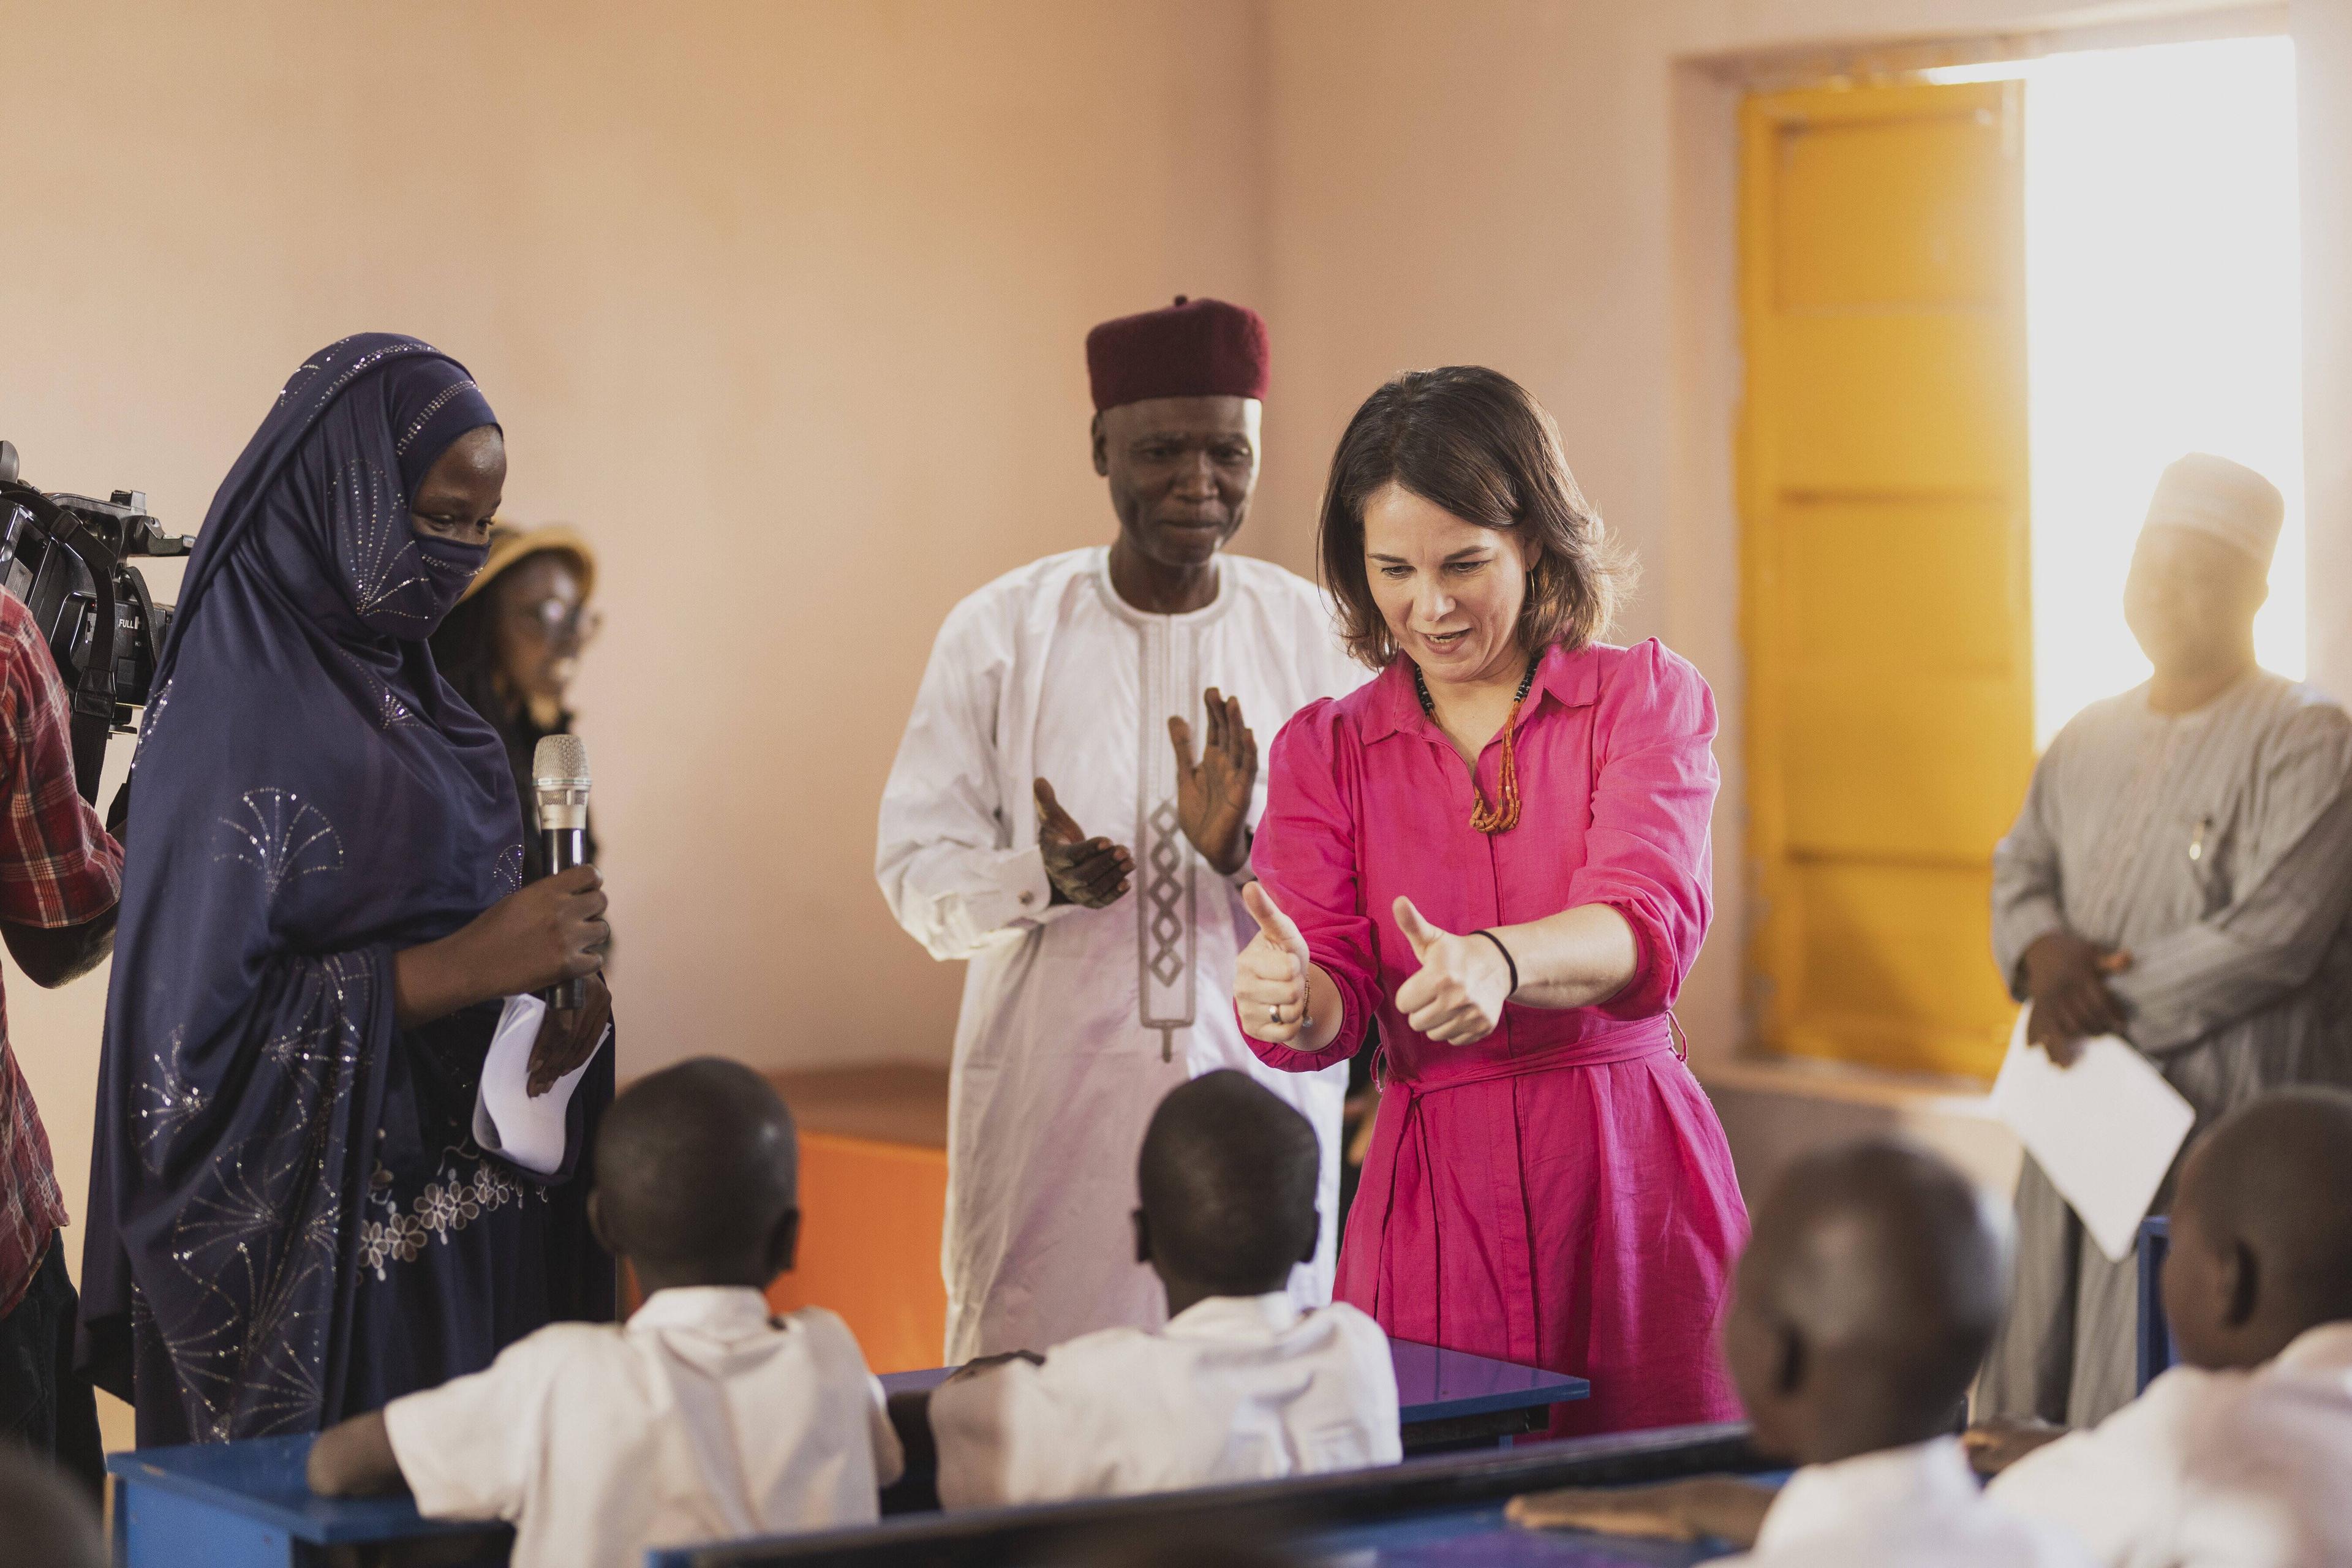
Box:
[532,734,592,1012]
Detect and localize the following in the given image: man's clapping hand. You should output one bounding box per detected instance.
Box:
[1035,778,1131,908]
[1169,687,1255,876]
[2021,930,2133,1066]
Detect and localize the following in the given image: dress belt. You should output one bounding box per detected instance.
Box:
[1370,1012,1678,1095]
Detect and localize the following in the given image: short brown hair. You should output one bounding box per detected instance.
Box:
[1317,366,1631,668]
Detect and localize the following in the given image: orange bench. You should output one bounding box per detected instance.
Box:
[760,1064,949,1374]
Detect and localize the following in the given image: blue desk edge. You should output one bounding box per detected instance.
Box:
[881,1336,1588,1423]
[1388,1337,1590,1422]
[108,1434,492,1545]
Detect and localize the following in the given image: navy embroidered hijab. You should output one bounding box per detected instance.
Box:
[82,335,612,1443]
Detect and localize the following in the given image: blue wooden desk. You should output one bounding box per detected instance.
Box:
[654,1422,1763,1567]
[883,1335,1590,1450]
[1297,1501,1736,1564]
[2138,1213,2176,1392]
[107,1433,509,1566]
[108,1340,1588,1566]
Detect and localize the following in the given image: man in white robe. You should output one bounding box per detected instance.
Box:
[877,298,1359,1362]
[1978,454,2352,1427]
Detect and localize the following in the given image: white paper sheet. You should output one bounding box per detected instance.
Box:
[472,993,609,1177]
[1988,1005,2196,1262]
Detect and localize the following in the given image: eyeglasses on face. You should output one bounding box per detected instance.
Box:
[511,597,603,646]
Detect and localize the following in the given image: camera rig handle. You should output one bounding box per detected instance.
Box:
[0,447,189,807]
[0,478,125,804]
[45,507,122,806]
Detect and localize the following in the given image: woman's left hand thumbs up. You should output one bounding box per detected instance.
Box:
[1392,895,1514,1046]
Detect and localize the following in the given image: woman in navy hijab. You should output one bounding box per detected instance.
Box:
[81,335,615,1443]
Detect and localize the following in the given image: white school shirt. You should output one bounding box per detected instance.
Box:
[383,1287,903,1568]
[1725,1438,2094,1567]
[876,547,1362,1362]
[1988,1322,2352,1568]
[929,1291,1402,1509]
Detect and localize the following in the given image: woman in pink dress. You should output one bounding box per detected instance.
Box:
[1236,366,1747,1436]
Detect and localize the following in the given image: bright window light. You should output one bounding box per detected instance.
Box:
[1920,60,2034,85]
[2024,37,2304,745]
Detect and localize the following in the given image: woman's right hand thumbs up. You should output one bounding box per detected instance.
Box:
[1237,881,1314,1044]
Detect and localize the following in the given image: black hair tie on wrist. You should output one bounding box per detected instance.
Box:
[1474,929,1519,999]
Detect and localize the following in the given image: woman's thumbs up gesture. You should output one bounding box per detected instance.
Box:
[1237,881,1316,1044]
[1393,895,1514,1045]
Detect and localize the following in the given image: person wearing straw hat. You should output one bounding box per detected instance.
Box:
[431,524,603,884]
[1979,453,2352,1430]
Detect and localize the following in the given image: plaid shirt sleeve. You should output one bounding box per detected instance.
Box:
[0,594,123,1319]
[0,596,124,927]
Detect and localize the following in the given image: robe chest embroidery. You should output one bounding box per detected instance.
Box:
[1134,616,1199,1061]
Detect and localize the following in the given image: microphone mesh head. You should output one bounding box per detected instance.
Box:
[533,733,590,788]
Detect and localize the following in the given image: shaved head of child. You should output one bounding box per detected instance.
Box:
[1725,1138,2011,1466]
[2164,1087,2352,1373]
[1134,1071,1319,1315]
[592,1057,801,1295]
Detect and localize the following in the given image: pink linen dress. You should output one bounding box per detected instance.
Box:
[1243,637,1749,1436]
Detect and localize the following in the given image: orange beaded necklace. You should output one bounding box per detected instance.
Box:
[1414,657,1539,835]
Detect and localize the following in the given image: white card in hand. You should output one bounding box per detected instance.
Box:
[472,993,609,1177]
[1988,1005,2195,1262]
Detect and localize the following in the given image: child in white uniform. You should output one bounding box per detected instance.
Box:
[306,1059,902,1568]
[1509,1138,2091,1567]
[1980,1089,2352,1568]
[927,1070,1399,1507]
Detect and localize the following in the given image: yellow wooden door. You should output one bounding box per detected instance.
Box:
[1740,81,2035,1078]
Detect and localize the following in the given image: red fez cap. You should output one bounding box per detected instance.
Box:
[1085,296,1270,412]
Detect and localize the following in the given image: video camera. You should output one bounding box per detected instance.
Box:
[0,440,192,803]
